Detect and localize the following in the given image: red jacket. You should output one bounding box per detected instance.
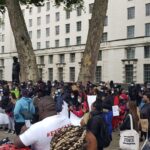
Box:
[72,99,89,118]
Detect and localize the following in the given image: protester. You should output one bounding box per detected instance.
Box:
[5,92,16,133]
[14,99,71,150]
[34,89,56,121]
[69,91,89,118]
[120,101,139,132]
[14,89,35,135]
[86,98,111,150]
[140,92,150,139]
[0,79,149,150]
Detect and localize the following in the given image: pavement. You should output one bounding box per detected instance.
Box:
[0,129,144,150]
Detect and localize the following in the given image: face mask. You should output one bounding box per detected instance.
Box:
[55,91,58,95]
[58,89,61,93]
[71,95,74,98]
[78,99,82,103]
[111,91,114,94]
[52,96,55,99]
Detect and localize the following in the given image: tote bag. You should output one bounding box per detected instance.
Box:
[119,114,139,150]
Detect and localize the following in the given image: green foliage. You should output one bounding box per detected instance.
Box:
[0,0,84,12]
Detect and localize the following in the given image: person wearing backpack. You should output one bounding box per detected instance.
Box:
[14,89,35,135]
[86,98,111,150]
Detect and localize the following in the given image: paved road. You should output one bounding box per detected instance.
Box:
[0,130,144,150]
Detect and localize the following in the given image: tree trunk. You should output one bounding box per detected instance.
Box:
[78,0,108,84]
[5,0,39,82]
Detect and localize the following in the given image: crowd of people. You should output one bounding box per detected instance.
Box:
[0,79,149,150]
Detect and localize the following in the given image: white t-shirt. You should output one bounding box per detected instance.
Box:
[20,115,71,150]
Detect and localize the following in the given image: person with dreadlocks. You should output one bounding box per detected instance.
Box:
[50,126,86,150]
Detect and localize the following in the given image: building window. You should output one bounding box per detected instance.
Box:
[55,26,60,35]
[144,64,150,82]
[70,53,75,63]
[76,36,81,45]
[46,2,50,11]
[46,41,50,48]
[0,70,3,80]
[125,65,133,83]
[89,3,94,14]
[145,23,150,36]
[28,31,32,39]
[77,7,82,16]
[146,3,150,16]
[1,23,4,30]
[65,38,70,46]
[38,68,43,79]
[48,68,53,81]
[37,7,41,13]
[127,26,134,38]
[1,46,4,53]
[1,34,4,42]
[46,15,50,24]
[49,55,53,64]
[101,32,107,42]
[29,7,33,15]
[29,19,32,27]
[37,29,41,39]
[70,67,75,82]
[65,24,70,33]
[37,17,41,26]
[77,21,82,31]
[144,46,150,58]
[128,7,135,19]
[56,12,60,21]
[37,42,41,49]
[104,16,108,26]
[97,51,102,61]
[0,59,4,66]
[58,68,63,81]
[39,56,44,64]
[126,47,135,59]
[59,54,65,63]
[95,66,102,83]
[55,40,59,47]
[66,10,70,19]
[46,28,50,37]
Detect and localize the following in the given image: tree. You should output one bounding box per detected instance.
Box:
[78,0,108,84]
[0,0,83,82]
